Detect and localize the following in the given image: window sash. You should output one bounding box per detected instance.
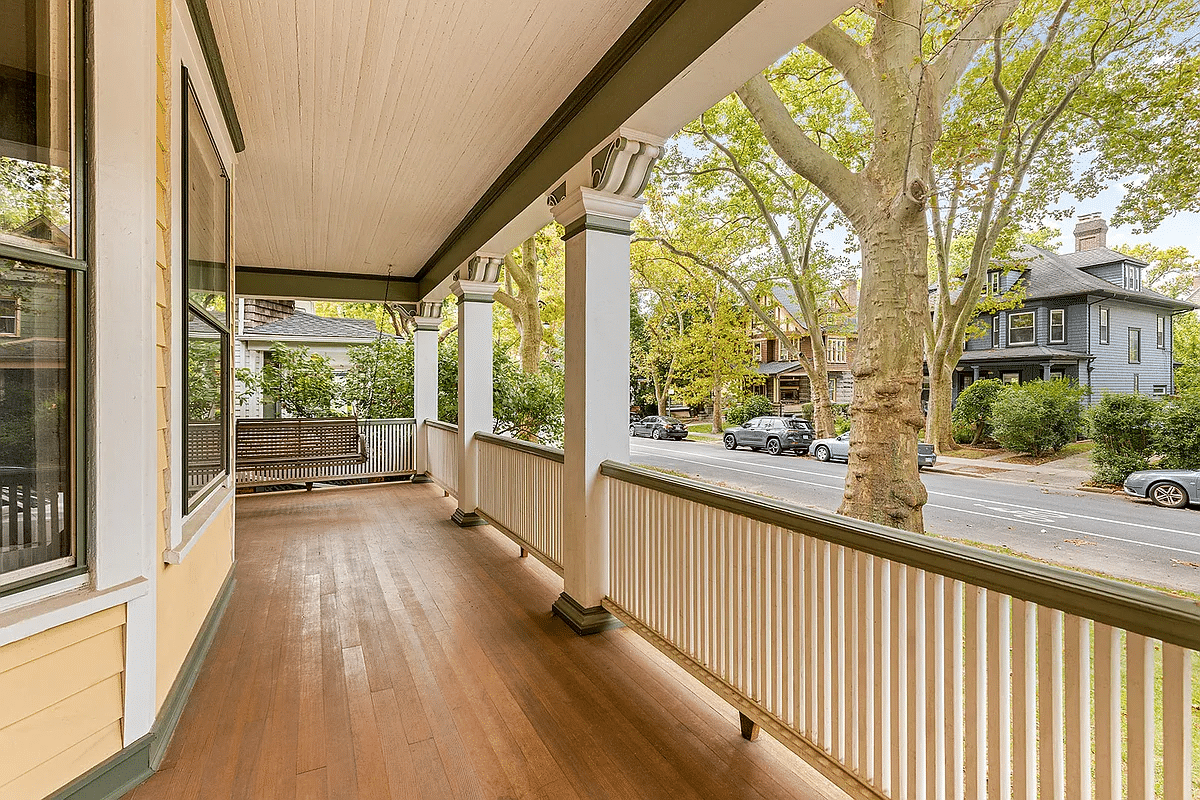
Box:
[991,315,1000,347]
[1157,316,1165,348]
[1008,311,1035,345]
[1129,329,1140,363]
[1099,308,1109,344]
[1049,309,1065,343]
[0,0,88,596]
[182,68,232,513]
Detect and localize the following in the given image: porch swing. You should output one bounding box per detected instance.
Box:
[234,275,398,474]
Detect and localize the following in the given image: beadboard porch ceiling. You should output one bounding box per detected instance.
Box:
[208,0,652,278]
[211,0,854,299]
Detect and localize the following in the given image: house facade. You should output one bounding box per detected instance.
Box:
[233,302,388,418]
[956,215,1197,402]
[753,281,858,410]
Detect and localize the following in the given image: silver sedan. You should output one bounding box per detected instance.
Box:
[1123,469,1200,509]
[810,431,937,469]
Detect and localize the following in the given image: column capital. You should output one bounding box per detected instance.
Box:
[550,187,646,239]
[547,128,663,239]
[451,254,502,302]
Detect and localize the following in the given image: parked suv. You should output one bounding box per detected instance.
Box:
[723,416,814,455]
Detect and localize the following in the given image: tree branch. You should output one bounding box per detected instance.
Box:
[737,74,869,222]
[804,24,880,116]
[932,0,1021,102]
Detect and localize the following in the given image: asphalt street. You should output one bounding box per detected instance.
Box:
[629,437,1200,593]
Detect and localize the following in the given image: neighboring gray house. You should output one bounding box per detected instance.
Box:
[956,215,1197,403]
[234,301,388,418]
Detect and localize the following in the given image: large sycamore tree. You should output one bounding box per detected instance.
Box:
[738,0,1195,531]
[639,97,853,437]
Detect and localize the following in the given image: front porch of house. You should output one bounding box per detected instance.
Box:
[123,481,838,800]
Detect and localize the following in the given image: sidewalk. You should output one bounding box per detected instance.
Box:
[925,449,1096,491]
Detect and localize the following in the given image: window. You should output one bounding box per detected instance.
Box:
[1002,372,1020,385]
[826,336,846,364]
[1152,384,1167,397]
[1098,307,1109,344]
[1157,316,1165,349]
[182,71,232,511]
[1133,374,1140,394]
[1124,264,1141,291]
[0,297,17,335]
[987,271,1001,295]
[1049,309,1065,344]
[1008,311,1035,345]
[0,0,84,593]
[1129,328,1141,364]
[991,315,1000,347]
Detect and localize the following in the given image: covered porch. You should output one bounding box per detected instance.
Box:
[124,481,836,800]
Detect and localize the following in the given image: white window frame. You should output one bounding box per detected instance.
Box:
[1098,307,1109,345]
[1002,372,1021,385]
[987,271,1001,295]
[0,296,18,336]
[1049,308,1065,344]
[1124,264,1141,291]
[1157,316,1165,349]
[1152,384,1167,397]
[991,315,1000,348]
[826,336,847,364]
[1133,374,1140,393]
[1008,310,1036,346]
[1129,328,1141,364]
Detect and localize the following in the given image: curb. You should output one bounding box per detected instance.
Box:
[1077,484,1122,495]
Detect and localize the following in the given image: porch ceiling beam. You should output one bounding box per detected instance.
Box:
[415,0,768,299]
[235,266,418,303]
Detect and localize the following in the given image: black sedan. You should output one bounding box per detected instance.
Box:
[723,416,814,455]
[630,416,689,440]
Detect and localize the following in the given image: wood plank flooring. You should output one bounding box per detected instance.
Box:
[126,482,845,800]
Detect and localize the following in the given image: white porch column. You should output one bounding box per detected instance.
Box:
[550,131,662,635]
[450,254,502,526]
[411,299,442,483]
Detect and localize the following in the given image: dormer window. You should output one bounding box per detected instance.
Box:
[987,271,1001,295]
[1124,263,1142,291]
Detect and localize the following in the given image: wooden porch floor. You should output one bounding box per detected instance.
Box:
[125,482,843,800]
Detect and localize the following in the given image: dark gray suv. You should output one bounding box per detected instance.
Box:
[723,416,814,455]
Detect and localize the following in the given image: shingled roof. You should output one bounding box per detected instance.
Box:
[1019,245,1195,310]
[241,311,385,341]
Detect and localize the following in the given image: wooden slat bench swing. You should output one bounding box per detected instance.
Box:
[236,418,367,490]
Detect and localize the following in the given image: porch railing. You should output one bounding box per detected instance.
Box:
[425,419,459,497]
[475,432,564,575]
[1,467,69,579]
[234,418,415,487]
[601,461,1199,800]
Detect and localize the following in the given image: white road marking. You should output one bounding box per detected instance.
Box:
[630,443,1200,553]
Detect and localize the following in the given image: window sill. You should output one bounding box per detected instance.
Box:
[0,575,149,647]
[166,482,234,565]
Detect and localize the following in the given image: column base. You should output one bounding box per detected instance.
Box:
[410,473,433,484]
[451,508,488,527]
[551,592,623,636]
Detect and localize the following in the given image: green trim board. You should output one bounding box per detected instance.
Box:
[561,214,634,240]
[600,460,1200,651]
[415,0,768,299]
[182,0,245,152]
[236,265,419,303]
[45,565,237,800]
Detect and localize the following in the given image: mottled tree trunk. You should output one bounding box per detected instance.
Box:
[925,358,958,452]
[810,380,836,438]
[498,237,543,375]
[838,214,930,533]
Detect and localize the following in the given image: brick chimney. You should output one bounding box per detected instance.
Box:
[1073,213,1108,252]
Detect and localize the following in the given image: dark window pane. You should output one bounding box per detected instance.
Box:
[186,87,228,327]
[0,260,72,583]
[1009,312,1035,345]
[185,309,225,505]
[0,0,72,254]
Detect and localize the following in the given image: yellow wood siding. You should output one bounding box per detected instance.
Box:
[0,606,126,799]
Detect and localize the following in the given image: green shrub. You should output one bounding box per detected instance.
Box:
[1155,392,1200,470]
[800,402,814,421]
[725,394,774,427]
[1087,393,1159,484]
[951,378,1003,445]
[952,422,975,444]
[991,380,1085,457]
[834,417,852,435]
